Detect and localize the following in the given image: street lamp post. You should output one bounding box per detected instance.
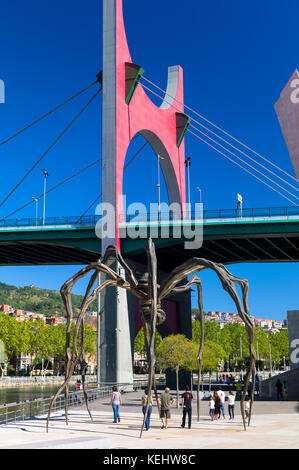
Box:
[216,332,219,382]
[196,186,202,204]
[256,336,260,372]
[237,193,243,218]
[269,337,272,376]
[32,197,38,226]
[42,169,49,225]
[240,333,243,381]
[156,155,164,223]
[185,157,191,219]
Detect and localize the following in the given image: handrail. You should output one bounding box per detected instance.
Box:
[0,379,161,425]
[0,206,298,229]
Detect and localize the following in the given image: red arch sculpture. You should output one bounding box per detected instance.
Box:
[101,0,189,251]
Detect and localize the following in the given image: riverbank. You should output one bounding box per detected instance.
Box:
[0,375,96,388]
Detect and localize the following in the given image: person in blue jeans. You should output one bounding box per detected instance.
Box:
[111,385,122,423]
[217,387,226,419]
[141,388,153,430]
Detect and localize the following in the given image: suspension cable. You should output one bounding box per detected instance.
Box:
[0,158,101,222]
[77,139,149,221]
[0,80,99,149]
[0,86,102,210]
[141,75,299,184]
[188,123,299,201]
[141,81,299,193]
[140,81,299,203]
[76,194,102,223]
[186,128,297,206]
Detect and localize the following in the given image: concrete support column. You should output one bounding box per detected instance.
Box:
[287,310,299,370]
[98,260,134,385]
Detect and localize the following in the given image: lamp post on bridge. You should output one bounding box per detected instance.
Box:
[156,155,164,223]
[196,187,202,204]
[237,193,243,218]
[32,197,38,226]
[43,169,49,225]
[185,157,191,219]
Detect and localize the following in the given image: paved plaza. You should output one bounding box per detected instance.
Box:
[0,391,298,449]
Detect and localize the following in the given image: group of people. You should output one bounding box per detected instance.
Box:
[141,386,194,430]
[219,374,235,385]
[110,385,192,430]
[209,387,250,422]
[110,384,252,431]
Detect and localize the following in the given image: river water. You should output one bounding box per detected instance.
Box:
[0,384,77,405]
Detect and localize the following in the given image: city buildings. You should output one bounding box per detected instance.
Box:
[191,310,285,332]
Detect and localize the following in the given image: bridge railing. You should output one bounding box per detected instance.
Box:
[0,206,298,229]
[125,205,299,223]
[0,215,99,228]
[0,379,155,425]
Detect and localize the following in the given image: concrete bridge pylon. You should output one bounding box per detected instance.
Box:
[98,0,191,385]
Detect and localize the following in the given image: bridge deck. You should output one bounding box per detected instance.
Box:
[0,208,298,267]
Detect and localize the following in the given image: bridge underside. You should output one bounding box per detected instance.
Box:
[0,218,298,267]
[0,242,98,265]
[0,235,298,268]
[124,234,299,271]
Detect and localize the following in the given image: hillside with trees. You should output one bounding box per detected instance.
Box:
[0,281,94,317]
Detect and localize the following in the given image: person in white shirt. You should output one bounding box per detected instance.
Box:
[217,387,226,419]
[245,397,251,421]
[209,395,215,421]
[228,391,235,420]
[110,385,122,423]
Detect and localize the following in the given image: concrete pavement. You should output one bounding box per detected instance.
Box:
[0,391,298,449]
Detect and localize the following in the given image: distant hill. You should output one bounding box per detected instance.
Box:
[0,281,95,317]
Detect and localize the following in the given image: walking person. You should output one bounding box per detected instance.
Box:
[228,391,235,420]
[275,379,283,400]
[111,385,122,423]
[283,380,288,400]
[158,387,175,429]
[217,387,226,419]
[214,391,221,420]
[141,388,153,430]
[180,385,193,429]
[209,394,215,421]
[244,397,251,422]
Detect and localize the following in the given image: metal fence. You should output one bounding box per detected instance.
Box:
[0,205,298,229]
[0,379,151,426]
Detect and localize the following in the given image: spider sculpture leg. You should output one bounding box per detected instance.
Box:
[163,275,204,421]
[46,262,126,432]
[80,316,93,422]
[63,269,99,427]
[46,249,145,433]
[140,238,158,439]
[159,258,256,431]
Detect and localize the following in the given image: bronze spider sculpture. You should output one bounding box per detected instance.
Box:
[46,237,256,435]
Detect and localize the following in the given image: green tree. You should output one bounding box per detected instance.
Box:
[269,330,289,369]
[202,340,227,390]
[134,327,162,362]
[0,312,31,374]
[156,334,196,407]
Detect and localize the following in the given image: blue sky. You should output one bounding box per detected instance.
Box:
[0,0,298,321]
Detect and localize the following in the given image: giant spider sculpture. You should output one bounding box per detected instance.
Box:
[46,238,256,436]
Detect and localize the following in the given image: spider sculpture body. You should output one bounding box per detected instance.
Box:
[46,238,256,436]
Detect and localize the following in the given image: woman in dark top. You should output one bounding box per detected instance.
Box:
[214,391,221,420]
